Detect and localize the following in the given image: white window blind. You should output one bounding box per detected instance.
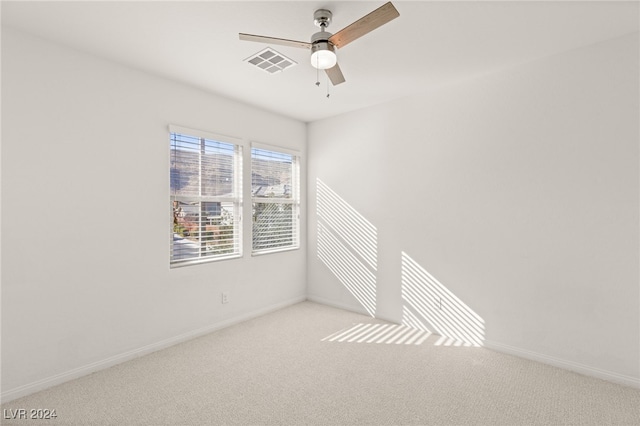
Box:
[251,146,300,254]
[170,128,242,265]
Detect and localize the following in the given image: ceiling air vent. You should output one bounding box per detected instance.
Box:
[245,47,297,74]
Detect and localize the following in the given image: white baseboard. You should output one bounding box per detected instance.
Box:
[306,294,370,316]
[484,340,640,389]
[1,295,306,403]
[305,295,399,324]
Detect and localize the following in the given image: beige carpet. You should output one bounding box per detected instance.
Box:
[2,301,639,425]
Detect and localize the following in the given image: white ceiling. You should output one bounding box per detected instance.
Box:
[2,1,638,122]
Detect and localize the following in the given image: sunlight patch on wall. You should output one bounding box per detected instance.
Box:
[322,323,432,345]
[318,223,376,315]
[401,252,485,347]
[317,179,377,316]
[317,179,377,270]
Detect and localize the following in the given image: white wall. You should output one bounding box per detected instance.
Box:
[1,28,307,400]
[308,33,639,386]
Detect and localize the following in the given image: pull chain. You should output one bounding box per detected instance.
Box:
[326,72,330,98]
[313,67,331,99]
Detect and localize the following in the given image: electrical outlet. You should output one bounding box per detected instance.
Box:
[221,292,229,304]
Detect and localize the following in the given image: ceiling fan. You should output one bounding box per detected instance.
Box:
[239,2,399,86]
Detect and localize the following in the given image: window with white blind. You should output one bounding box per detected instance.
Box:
[251,145,300,254]
[170,126,243,266]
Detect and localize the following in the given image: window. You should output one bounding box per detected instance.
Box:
[251,145,300,254]
[170,126,242,266]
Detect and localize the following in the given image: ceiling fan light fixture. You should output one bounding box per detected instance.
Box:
[310,42,337,69]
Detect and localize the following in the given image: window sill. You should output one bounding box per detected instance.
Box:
[170,253,242,268]
[251,246,300,257]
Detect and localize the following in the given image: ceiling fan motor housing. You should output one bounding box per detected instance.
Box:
[311,30,333,44]
[311,40,335,55]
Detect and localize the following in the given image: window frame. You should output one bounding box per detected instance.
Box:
[250,142,301,256]
[169,125,245,267]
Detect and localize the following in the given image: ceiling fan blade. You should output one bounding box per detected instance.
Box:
[325,63,346,86]
[239,33,311,50]
[328,2,399,49]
